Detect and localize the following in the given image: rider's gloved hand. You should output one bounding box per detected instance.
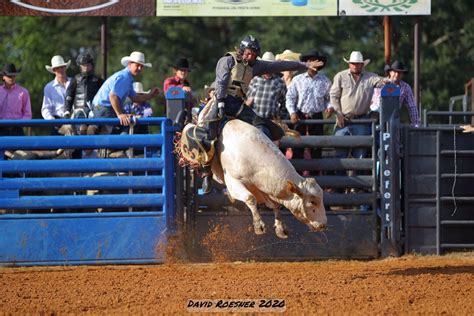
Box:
[217,101,225,118]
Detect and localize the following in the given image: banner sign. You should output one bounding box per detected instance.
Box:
[156,0,338,17]
[0,0,156,16]
[0,0,430,16]
[338,0,431,16]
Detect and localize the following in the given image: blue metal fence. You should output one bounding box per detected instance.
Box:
[0,118,176,266]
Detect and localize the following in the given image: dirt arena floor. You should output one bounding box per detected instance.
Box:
[1,254,473,314]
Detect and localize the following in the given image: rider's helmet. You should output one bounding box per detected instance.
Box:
[239,35,261,56]
[76,52,94,66]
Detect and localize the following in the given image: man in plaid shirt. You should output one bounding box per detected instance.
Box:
[370,60,420,127]
[247,52,287,119]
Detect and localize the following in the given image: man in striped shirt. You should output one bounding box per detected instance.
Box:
[370,60,420,127]
[246,52,287,119]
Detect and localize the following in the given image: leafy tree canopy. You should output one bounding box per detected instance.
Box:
[0,1,472,119]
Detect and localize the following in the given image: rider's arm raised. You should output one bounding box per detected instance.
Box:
[252,59,307,77]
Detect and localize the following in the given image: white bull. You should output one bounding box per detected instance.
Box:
[209,119,327,239]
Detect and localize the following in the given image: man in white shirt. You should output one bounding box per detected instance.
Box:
[285,49,331,161]
[41,55,72,127]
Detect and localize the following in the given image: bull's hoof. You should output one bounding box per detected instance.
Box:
[253,220,266,235]
[275,227,288,239]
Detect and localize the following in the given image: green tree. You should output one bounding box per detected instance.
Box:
[1,1,472,121]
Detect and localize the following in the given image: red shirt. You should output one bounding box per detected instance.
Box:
[163,76,190,94]
[163,76,193,108]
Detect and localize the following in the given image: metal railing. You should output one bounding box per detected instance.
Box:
[0,117,176,265]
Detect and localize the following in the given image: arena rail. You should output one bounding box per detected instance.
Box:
[0,117,176,266]
[177,84,410,261]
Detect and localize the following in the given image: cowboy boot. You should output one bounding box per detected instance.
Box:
[207,120,218,141]
[201,165,213,194]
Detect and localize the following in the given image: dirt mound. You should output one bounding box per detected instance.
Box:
[0,255,473,314]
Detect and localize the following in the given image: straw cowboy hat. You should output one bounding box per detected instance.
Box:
[261,51,275,61]
[45,55,71,73]
[2,63,21,76]
[275,49,300,62]
[121,51,152,67]
[343,51,370,66]
[384,60,408,73]
[133,82,150,94]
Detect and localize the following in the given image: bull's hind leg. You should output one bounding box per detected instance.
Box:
[224,174,265,235]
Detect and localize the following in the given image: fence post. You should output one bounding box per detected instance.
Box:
[162,119,176,234]
[165,86,186,126]
[165,87,187,232]
[380,83,402,257]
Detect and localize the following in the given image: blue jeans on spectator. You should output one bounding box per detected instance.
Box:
[334,118,372,210]
[89,105,116,135]
[334,122,371,159]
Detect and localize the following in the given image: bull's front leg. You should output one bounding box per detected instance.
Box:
[263,199,288,239]
[223,173,265,235]
[273,207,288,239]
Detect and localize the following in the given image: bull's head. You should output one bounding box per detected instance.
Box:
[286,179,327,232]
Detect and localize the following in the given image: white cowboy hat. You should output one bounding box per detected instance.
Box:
[275,49,301,62]
[343,51,370,65]
[133,82,150,94]
[121,51,152,67]
[261,51,275,61]
[45,55,71,73]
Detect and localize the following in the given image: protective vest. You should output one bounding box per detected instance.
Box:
[225,52,253,98]
[65,73,103,113]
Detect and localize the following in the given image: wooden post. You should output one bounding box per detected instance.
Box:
[384,16,391,65]
[466,78,474,124]
[414,17,421,119]
[101,17,108,79]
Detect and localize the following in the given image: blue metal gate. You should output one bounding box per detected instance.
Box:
[0,118,175,266]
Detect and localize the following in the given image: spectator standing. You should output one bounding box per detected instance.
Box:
[276,49,301,120]
[286,49,331,161]
[370,60,420,127]
[0,63,32,136]
[163,57,192,95]
[163,57,193,121]
[247,51,287,120]
[41,55,72,124]
[327,51,386,160]
[64,52,104,134]
[123,82,154,135]
[88,51,159,136]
